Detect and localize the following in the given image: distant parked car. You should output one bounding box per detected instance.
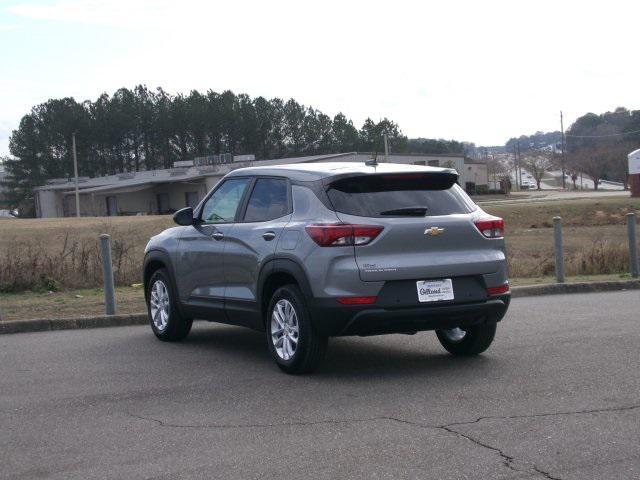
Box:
[0,209,18,218]
[143,162,511,373]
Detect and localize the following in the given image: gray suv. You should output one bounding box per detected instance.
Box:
[143,162,510,373]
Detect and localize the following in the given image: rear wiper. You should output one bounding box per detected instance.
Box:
[379,207,428,216]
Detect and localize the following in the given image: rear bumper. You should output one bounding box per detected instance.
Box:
[309,294,510,337]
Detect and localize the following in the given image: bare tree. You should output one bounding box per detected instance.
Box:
[486,155,512,193]
[568,171,579,189]
[522,148,555,190]
[568,146,609,190]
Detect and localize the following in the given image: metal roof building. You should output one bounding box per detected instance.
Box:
[33,152,486,218]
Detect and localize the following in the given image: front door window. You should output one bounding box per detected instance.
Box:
[200,178,250,224]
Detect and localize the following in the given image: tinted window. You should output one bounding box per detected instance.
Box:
[201,178,249,223]
[243,178,289,222]
[327,174,476,217]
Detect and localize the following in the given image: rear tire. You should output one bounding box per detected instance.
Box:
[266,285,327,374]
[436,321,496,356]
[147,268,192,342]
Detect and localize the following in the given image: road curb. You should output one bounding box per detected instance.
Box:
[0,313,147,335]
[511,280,640,298]
[1,280,639,335]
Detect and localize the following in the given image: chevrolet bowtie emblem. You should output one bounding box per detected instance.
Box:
[424,227,445,236]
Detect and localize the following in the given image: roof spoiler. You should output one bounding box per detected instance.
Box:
[324,170,459,192]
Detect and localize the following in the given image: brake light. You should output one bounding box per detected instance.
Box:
[474,216,504,238]
[305,224,383,247]
[486,284,510,296]
[337,296,378,305]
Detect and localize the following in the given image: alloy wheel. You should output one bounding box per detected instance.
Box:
[271,299,299,360]
[150,279,170,332]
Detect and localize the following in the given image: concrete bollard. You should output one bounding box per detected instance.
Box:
[628,213,639,278]
[553,216,565,283]
[99,234,117,315]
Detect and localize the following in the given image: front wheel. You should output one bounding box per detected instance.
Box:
[436,321,497,356]
[147,268,192,342]
[266,285,327,374]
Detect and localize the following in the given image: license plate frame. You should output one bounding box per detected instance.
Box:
[416,279,454,303]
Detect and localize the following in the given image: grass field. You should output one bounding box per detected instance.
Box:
[0,286,145,321]
[486,197,640,277]
[0,195,639,293]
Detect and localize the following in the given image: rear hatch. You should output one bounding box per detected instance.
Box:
[325,171,506,283]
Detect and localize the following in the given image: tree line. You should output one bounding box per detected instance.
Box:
[1,85,473,211]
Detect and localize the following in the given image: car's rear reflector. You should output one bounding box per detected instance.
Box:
[474,216,505,238]
[305,224,383,247]
[486,284,510,296]
[337,296,378,305]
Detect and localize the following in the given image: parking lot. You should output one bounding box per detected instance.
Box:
[1,290,639,479]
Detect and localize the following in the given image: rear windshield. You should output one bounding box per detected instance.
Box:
[326,174,476,217]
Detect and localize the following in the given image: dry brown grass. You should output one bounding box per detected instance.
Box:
[0,216,172,292]
[0,197,639,293]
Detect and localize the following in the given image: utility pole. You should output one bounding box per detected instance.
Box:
[516,139,522,190]
[560,111,566,189]
[72,133,80,217]
[513,144,520,192]
[383,133,389,163]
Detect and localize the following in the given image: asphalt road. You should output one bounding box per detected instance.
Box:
[1,291,639,480]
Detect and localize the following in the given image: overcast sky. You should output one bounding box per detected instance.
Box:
[1,0,638,156]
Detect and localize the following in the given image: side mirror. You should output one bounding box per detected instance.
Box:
[173,207,194,226]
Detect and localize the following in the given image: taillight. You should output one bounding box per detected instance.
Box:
[486,284,509,296]
[305,224,383,247]
[474,216,504,238]
[337,296,378,305]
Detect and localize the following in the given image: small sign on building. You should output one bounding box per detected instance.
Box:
[233,154,256,162]
[173,160,194,168]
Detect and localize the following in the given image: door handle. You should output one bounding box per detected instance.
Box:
[211,232,224,241]
[262,231,276,241]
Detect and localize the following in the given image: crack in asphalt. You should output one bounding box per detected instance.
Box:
[127,403,640,480]
[127,403,640,431]
[126,412,395,430]
[437,423,523,475]
[532,465,564,480]
[439,403,640,429]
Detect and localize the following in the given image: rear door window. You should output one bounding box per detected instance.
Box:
[326,174,476,217]
[243,178,290,222]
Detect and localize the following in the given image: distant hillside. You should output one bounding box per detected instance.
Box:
[505,131,562,153]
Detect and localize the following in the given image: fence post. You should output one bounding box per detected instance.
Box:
[628,213,639,278]
[553,216,565,283]
[99,234,117,315]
